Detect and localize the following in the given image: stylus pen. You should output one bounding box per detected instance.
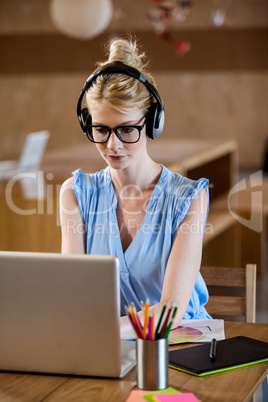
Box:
[210,338,217,360]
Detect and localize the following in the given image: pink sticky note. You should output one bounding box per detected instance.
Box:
[153,393,199,402]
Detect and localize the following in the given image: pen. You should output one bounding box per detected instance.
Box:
[210,338,217,360]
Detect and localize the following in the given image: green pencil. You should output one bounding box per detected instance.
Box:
[162,321,173,338]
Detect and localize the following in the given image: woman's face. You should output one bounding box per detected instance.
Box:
[90,102,147,171]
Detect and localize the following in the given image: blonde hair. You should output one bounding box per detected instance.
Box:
[85,37,157,115]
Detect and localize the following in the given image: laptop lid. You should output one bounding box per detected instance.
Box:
[18,130,50,168]
[0,251,135,377]
[0,131,50,179]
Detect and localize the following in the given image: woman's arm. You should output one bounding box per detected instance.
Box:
[59,177,86,254]
[120,187,208,340]
[160,186,208,323]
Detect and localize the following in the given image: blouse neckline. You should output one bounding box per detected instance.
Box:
[105,164,167,255]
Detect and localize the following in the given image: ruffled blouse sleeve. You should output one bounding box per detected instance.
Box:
[171,175,209,235]
[72,169,91,223]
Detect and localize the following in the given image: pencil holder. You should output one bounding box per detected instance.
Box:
[136,338,168,390]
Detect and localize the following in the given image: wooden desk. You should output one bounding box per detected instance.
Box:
[0,322,267,402]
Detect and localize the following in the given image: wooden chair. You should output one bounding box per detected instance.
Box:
[200,264,256,323]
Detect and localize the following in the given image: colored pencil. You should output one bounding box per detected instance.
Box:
[126,301,178,340]
[155,304,166,338]
[159,305,172,338]
[131,303,144,333]
[125,306,139,338]
[147,314,153,340]
[129,304,144,340]
[162,321,173,339]
[162,306,178,338]
[143,298,150,338]
[151,313,155,340]
[171,305,178,319]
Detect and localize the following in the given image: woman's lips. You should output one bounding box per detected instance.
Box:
[107,155,126,160]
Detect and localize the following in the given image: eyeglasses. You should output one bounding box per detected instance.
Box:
[84,120,146,144]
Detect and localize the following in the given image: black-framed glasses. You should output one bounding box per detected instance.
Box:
[84,120,146,144]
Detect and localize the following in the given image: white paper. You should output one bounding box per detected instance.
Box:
[168,319,225,344]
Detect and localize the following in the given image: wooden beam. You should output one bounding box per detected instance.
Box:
[1,28,268,74]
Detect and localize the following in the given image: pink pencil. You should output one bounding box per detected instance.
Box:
[125,306,139,338]
[133,312,145,339]
[147,314,153,340]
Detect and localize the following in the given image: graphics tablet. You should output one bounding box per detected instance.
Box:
[169,336,268,376]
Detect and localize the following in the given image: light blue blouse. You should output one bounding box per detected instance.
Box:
[72,165,211,319]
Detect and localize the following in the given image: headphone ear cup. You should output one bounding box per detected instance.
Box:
[154,107,165,139]
[83,109,92,126]
[146,103,157,139]
[146,103,164,139]
[78,108,91,134]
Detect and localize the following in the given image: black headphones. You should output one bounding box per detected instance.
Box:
[77,61,165,140]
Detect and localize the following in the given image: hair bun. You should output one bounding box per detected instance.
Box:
[107,37,146,71]
[86,36,158,118]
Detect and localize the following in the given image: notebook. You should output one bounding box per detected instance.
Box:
[0,251,136,378]
[169,336,268,376]
[0,131,49,179]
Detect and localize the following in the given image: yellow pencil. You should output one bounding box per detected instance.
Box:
[151,312,155,340]
[143,298,150,338]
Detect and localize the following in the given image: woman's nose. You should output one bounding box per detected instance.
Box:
[106,131,121,150]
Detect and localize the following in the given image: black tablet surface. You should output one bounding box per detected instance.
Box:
[169,336,268,376]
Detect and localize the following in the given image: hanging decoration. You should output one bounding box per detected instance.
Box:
[50,0,113,40]
[211,0,228,26]
[173,39,191,56]
[147,0,194,56]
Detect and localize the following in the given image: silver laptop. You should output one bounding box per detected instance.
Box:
[0,251,136,377]
[0,131,50,179]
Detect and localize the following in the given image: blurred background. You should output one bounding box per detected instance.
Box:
[0,0,267,169]
[0,1,267,329]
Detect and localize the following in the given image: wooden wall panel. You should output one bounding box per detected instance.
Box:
[1,29,268,74]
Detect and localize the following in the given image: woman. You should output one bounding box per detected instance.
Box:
[60,37,211,340]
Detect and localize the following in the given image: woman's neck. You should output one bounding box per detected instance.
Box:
[109,158,162,197]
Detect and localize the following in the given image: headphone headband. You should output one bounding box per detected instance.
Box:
[77,61,165,139]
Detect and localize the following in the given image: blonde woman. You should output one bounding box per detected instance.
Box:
[60,37,211,340]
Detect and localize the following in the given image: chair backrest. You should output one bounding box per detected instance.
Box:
[200,264,256,323]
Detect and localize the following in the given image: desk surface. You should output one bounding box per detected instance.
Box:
[0,322,267,402]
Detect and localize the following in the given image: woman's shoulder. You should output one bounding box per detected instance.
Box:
[161,165,209,196]
[71,167,110,190]
[61,175,75,188]
[60,175,78,210]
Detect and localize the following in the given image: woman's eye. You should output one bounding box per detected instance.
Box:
[95,127,108,135]
[120,127,134,134]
